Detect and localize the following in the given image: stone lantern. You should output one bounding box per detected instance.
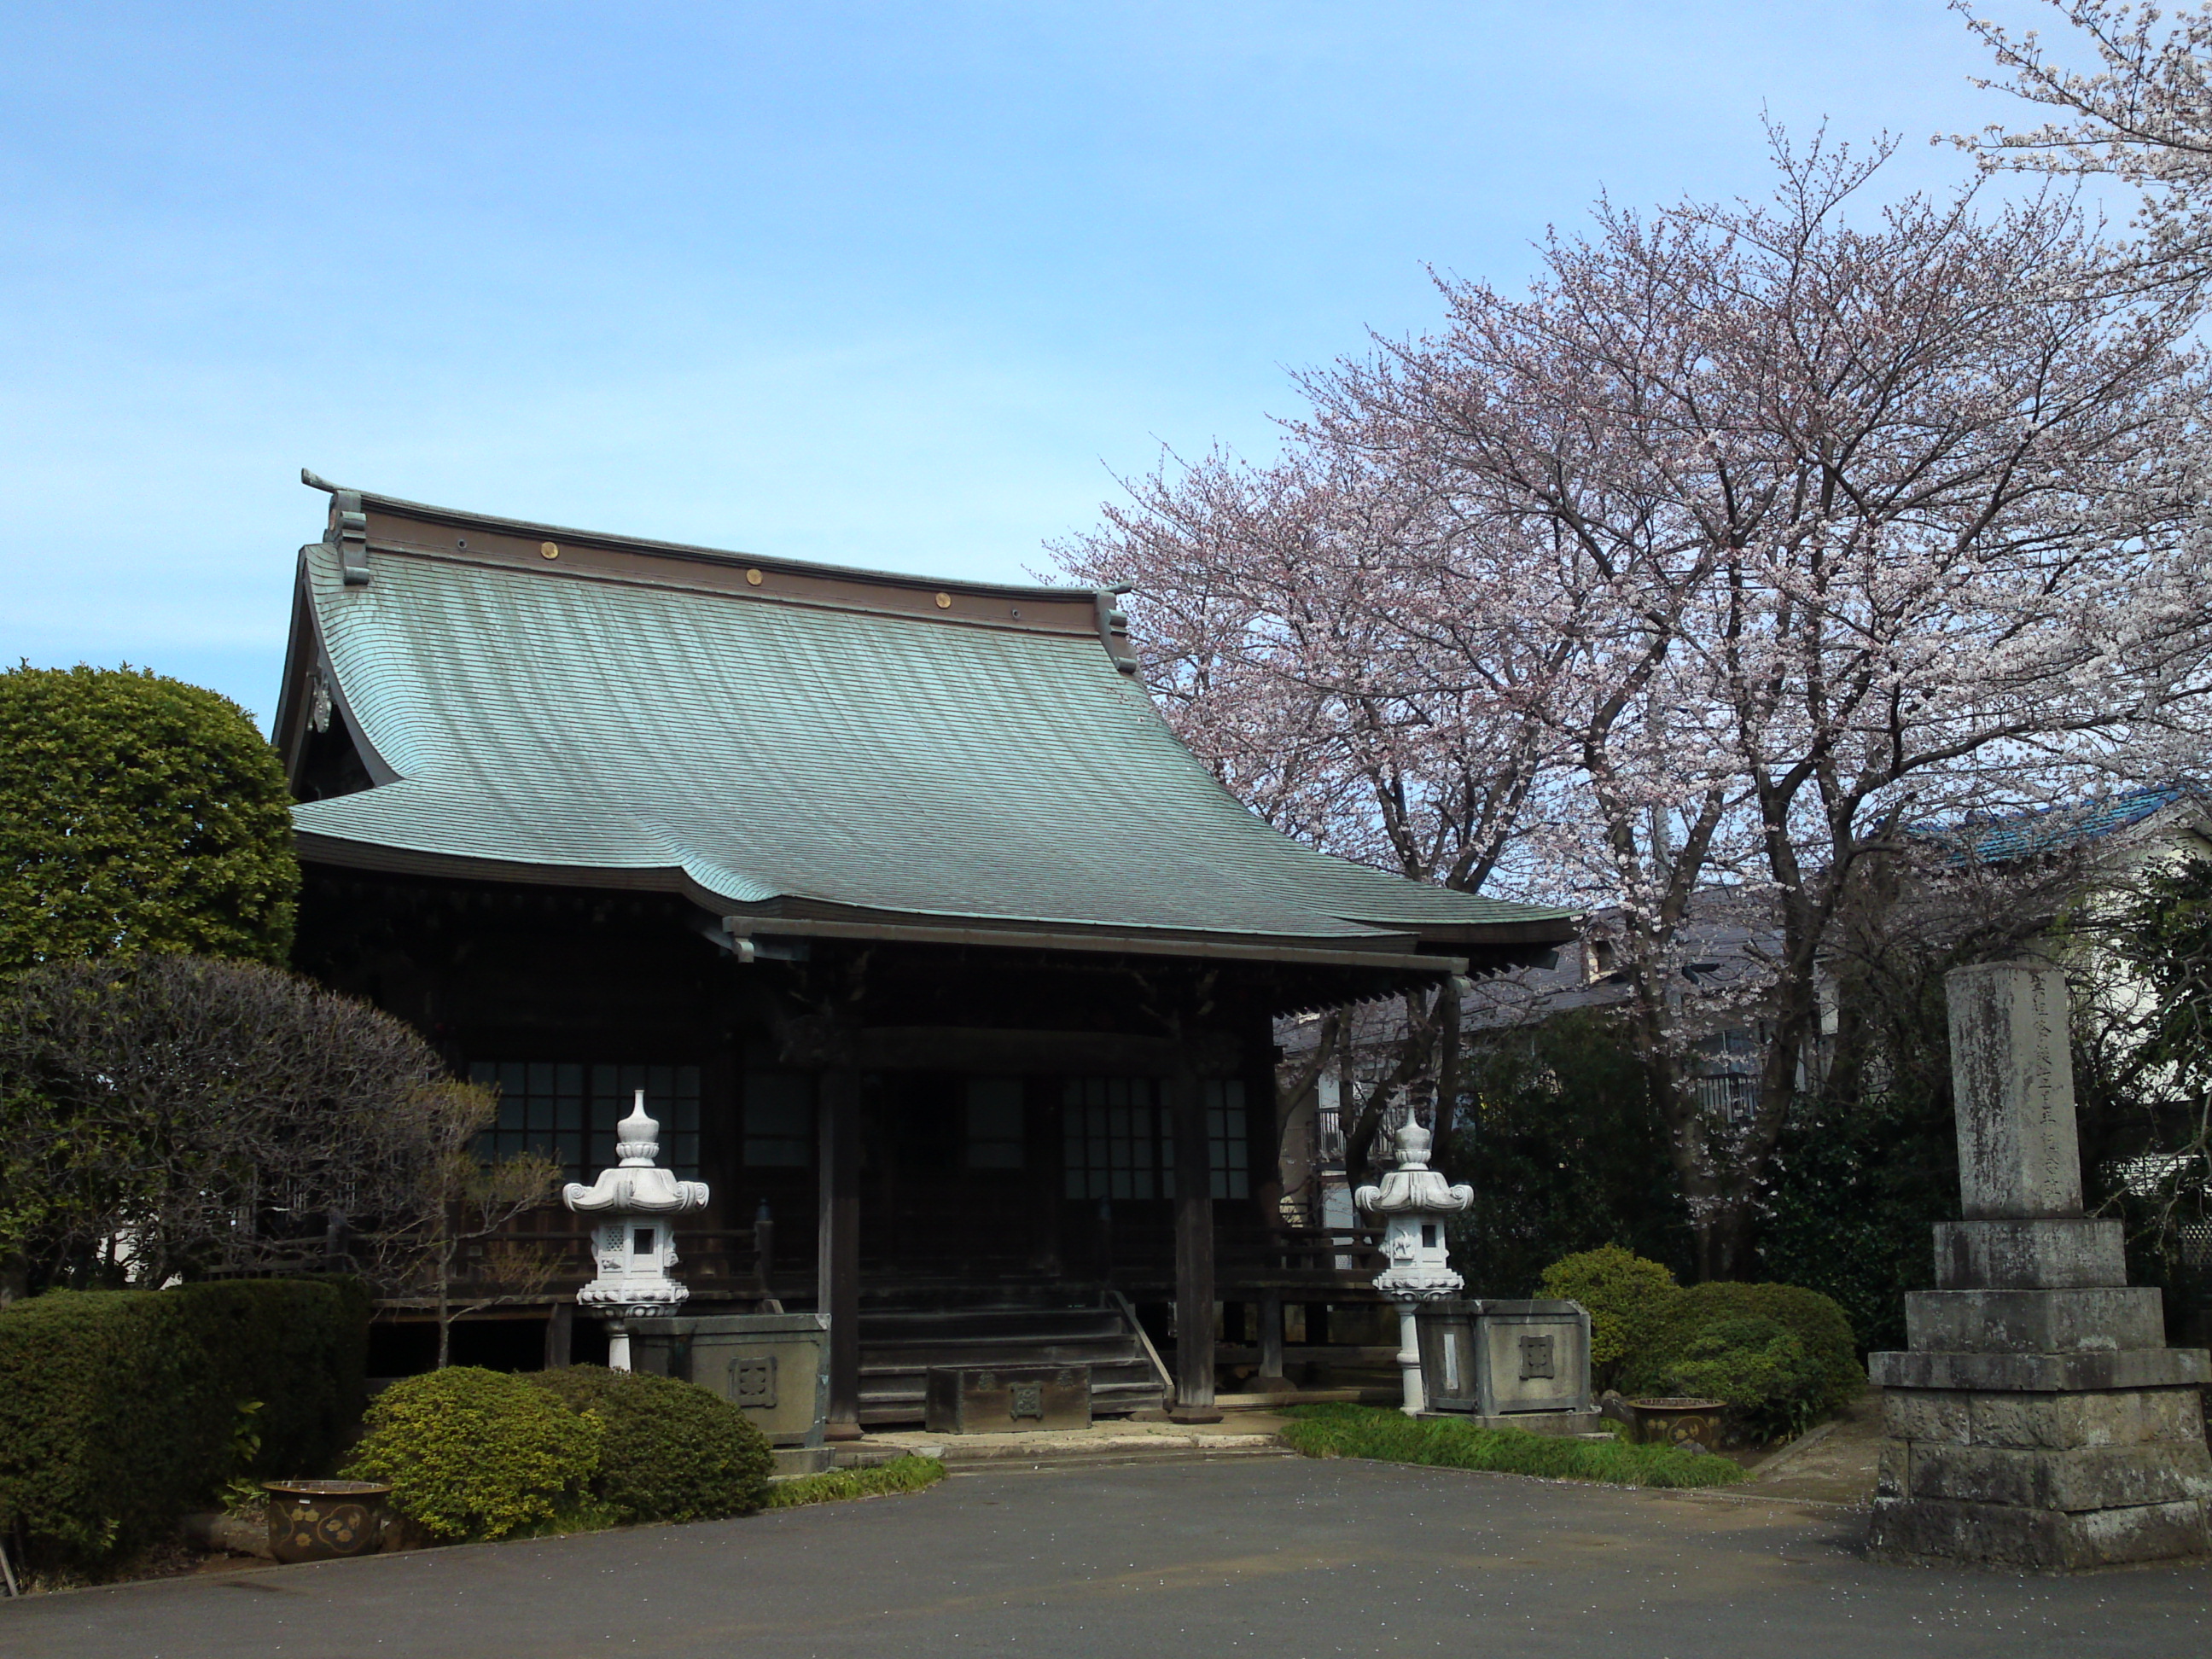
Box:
[1356,1119,1473,1415]
[562,1091,709,1370]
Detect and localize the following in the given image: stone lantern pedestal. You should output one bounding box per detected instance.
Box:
[1357,1121,1473,1416]
[562,1092,710,1369]
[1867,962,2211,1569]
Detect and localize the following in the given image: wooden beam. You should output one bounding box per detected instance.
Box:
[818,1062,864,1441]
[543,1301,573,1371]
[1168,1064,1221,1422]
[856,1025,1241,1077]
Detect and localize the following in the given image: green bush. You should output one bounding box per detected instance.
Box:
[343,1367,602,1542]
[1537,1245,1681,1388]
[766,1455,948,1509]
[1279,1404,1744,1489]
[0,664,299,975]
[527,1366,774,1523]
[1661,1316,1830,1441]
[0,1278,368,1572]
[1627,1281,1860,1429]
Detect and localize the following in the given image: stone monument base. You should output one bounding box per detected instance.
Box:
[1868,1377,2212,1569]
[1866,1265,2212,1569]
[1869,1492,2209,1572]
[1864,965,2212,1571]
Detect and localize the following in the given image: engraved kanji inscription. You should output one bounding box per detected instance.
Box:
[1519,1334,1556,1381]
[731,1354,777,1409]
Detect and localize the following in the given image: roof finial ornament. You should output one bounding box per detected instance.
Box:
[616,1090,661,1166]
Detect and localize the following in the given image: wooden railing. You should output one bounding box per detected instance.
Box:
[449,1211,1380,1302]
[1077,1223,1387,1295]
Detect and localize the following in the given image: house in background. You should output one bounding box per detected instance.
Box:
[1275,887,1778,1235]
[272,474,1576,1427]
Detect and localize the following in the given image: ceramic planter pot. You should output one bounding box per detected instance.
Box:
[1624,1396,1728,1452]
[265,1480,395,1563]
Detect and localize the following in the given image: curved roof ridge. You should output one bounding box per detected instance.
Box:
[300,468,1093,605]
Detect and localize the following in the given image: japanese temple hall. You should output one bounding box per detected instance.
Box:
[274,472,1575,1432]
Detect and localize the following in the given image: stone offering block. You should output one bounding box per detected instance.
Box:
[628,1311,831,1448]
[925,1364,1091,1434]
[1470,1300,1592,1417]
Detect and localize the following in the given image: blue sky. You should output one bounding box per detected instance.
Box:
[1,2,2060,726]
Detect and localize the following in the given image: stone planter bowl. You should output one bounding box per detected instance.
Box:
[265,1479,395,1563]
[1623,1397,1728,1452]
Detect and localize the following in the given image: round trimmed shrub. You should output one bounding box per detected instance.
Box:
[1538,1245,1680,1388]
[527,1365,774,1523]
[1627,1281,1860,1426]
[0,664,298,975]
[1661,1315,1828,1441]
[342,1367,602,1541]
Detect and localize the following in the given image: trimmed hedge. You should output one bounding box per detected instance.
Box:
[343,1367,603,1542]
[1279,1404,1745,1489]
[1626,1280,1860,1418]
[527,1366,773,1523]
[0,1278,368,1570]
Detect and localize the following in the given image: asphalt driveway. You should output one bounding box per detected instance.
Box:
[4,1457,2205,1658]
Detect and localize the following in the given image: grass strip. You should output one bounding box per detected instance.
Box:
[765,1454,947,1509]
[1279,1404,1747,1489]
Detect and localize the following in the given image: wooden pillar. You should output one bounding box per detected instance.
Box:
[818,1062,864,1441]
[1169,1065,1221,1421]
[1257,1287,1287,1388]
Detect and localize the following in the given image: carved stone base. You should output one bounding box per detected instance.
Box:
[1868,963,2212,1571]
[1867,1380,2212,1568]
[1867,1493,2210,1571]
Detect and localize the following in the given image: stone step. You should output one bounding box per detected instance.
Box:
[854,1292,1171,1425]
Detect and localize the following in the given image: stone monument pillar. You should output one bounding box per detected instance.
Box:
[1356,1121,1473,1417]
[562,1091,710,1370]
[1867,961,2212,1569]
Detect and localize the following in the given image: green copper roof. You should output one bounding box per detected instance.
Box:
[288,521,1572,958]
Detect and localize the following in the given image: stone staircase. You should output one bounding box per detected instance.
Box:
[857,1289,1170,1426]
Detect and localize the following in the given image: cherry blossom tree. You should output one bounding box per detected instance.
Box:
[1955,1,2212,285]
[1057,441,1567,894]
[1062,134,2212,1278]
